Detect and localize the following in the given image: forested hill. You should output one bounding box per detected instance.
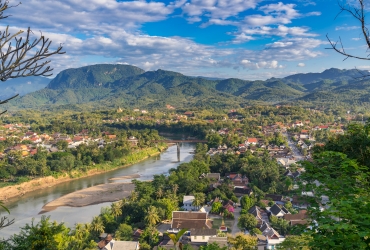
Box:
[7,64,370,110]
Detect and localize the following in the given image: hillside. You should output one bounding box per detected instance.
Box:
[6,64,370,110]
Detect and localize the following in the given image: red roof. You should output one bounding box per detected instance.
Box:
[318,125,329,129]
[247,138,258,143]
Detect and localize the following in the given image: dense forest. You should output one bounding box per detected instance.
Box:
[4,64,370,111]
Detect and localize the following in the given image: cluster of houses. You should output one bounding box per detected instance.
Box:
[0,123,140,159]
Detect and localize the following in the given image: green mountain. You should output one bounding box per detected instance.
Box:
[282,68,367,85]
[7,64,370,110]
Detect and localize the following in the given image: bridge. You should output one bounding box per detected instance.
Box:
[153,140,206,162]
[152,139,207,143]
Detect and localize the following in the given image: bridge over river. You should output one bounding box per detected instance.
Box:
[153,140,207,162]
[153,139,207,143]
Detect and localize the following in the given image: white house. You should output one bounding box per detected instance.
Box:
[190,229,217,243]
[182,195,196,211]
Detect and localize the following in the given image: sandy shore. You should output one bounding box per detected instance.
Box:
[108,173,140,181]
[40,182,135,213]
[0,146,166,202]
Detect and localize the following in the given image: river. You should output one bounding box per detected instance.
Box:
[0,143,196,238]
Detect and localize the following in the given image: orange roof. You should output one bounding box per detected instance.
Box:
[247,138,258,143]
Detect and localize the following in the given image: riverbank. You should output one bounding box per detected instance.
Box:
[40,182,136,213]
[0,146,166,202]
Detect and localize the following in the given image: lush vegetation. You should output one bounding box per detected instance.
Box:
[5,64,370,111]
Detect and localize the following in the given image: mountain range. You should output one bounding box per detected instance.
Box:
[4,64,370,110]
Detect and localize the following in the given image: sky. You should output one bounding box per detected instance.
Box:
[3,0,370,80]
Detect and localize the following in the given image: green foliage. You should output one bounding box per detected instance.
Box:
[276,235,312,250]
[210,201,223,214]
[199,242,227,250]
[240,195,255,210]
[10,216,70,250]
[237,214,257,231]
[269,215,290,235]
[300,123,370,249]
[227,233,258,250]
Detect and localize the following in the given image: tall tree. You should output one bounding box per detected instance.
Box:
[166,228,188,250]
[227,233,258,250]
[145,205,160,226]
[237,214,257,231]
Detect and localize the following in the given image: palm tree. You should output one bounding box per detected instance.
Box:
[111,201,123,219]
[145,205,160,226]
[91,216,105,233]
[130,191,138,202]
[172,184,179,195]
[156,188,164,199]
[166,228,188,250]
[192,193,206,210]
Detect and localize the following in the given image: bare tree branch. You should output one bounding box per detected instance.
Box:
[326,0,370,79]
[0,0,65,114]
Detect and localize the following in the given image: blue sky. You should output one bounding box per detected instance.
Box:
[3,0,370,80]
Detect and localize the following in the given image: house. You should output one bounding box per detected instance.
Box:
[245,138,258,146]
[128,136,139,146]
[199,173,220,181]
[233,186,253,197]
[223,200,235,213]
[292,195,309,209]
[248,206,265,227]
[184,111,194,117]
[207,237,228,248]
[226,173,248,187]
[190,229,217,243]
[183,195,196,211]
[283,210,308,226]
[265,194,283,203]
[268,204,290,218]
[112,241,140,250]
[171,211,212,231]
[98,234,113,250]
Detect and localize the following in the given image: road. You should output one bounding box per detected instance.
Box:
[231,206,241,235]
[282,132,304,161]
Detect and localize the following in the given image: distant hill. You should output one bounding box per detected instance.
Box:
[282,68,367,85]
[6,64,370,110]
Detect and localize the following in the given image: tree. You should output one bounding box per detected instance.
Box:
[56,140,69,150]
[240,195,254,210]
[0,200,14,231]
[111,201,123,219]
[227,233,257,250]
[326,0,370,64]
[115,223,133,241]
[300,151,370,249]
[145,205,160,226]
[90,216,105,234]
[237,214,257,231]
[199,242,227,250]
[0,0,64,115]
[10,216,69,250]
[210,201,223,214]
[166,228,188,250]
[192,192,206,210]
[249,228,262,236]
[276,235,312,250]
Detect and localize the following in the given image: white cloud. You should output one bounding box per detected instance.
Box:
[335,26,360,31]
[352,37,361,41]
[241,59,283,69]
[182,0,261,20]
[298,63,305,67]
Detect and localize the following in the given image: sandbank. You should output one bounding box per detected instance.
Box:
[108,173,140,181]
[40,182,135,213]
